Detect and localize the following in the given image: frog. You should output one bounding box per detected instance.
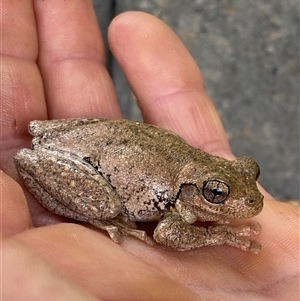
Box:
[14,118,264,253]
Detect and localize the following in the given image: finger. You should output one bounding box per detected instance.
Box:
[3,239,99,301]
[1,171,32,237]
[16,224,200,301]
[109,12,231,156]
[1,0,47,176]
[1,1,47,140]
[34,0,121,119]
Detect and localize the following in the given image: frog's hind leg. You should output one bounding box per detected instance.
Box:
[15,147,154,246]
[14,148,122,221]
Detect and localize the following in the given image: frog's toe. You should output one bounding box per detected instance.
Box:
[249,221,262,235]
[235,221,262,237]
[105,226,124,243]
[89,220,123,243]
[226,237,262,254]
[121,228,155,246]
[240,239,261,254]
[249,240,262,254]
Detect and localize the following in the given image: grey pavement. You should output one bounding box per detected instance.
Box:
[92,0,299,201]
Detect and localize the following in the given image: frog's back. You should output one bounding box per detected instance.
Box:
[32,118,202,221]
[74,118,197,181]
[45,118,195,163]
[93,119,189,156]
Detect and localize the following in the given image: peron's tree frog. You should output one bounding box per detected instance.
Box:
[14,118,264,253]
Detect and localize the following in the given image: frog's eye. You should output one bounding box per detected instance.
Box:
[202,180,230,204]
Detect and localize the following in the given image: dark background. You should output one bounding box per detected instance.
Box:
[92,0,299,201]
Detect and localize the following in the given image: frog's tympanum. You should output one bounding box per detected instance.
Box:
[14,118,264,253]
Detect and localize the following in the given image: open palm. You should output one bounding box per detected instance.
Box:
[2,2,298,300]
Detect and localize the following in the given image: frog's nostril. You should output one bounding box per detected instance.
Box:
[246,199,256,207]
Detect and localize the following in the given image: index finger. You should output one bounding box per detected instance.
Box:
[1,0,46,141]
[1,0,120,174]
[34,0,120,119]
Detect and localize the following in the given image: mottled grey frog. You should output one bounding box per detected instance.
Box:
[14,118,264,253]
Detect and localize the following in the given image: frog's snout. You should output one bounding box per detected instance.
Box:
[244,193,264,215]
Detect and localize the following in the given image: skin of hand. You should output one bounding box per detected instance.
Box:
[1,1,299,300]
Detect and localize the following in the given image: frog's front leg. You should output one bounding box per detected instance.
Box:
[14,148,122,220]
[153,212,262,254]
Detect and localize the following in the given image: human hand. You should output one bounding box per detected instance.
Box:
[1,1,299,300]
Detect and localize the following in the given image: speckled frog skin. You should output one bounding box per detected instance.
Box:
[14,118,264,253]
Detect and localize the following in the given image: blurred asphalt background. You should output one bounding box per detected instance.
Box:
[92,0,299,202]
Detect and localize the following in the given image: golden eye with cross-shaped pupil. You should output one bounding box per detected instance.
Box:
[202,179,230,204]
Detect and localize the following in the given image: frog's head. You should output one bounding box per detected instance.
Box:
[176,156,264,222]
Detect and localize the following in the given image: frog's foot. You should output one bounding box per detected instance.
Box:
[153,212,262,254]
[89,220,124,243]
[120,227,154,246]
[207,221,262,254]
[89,218,154,246]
